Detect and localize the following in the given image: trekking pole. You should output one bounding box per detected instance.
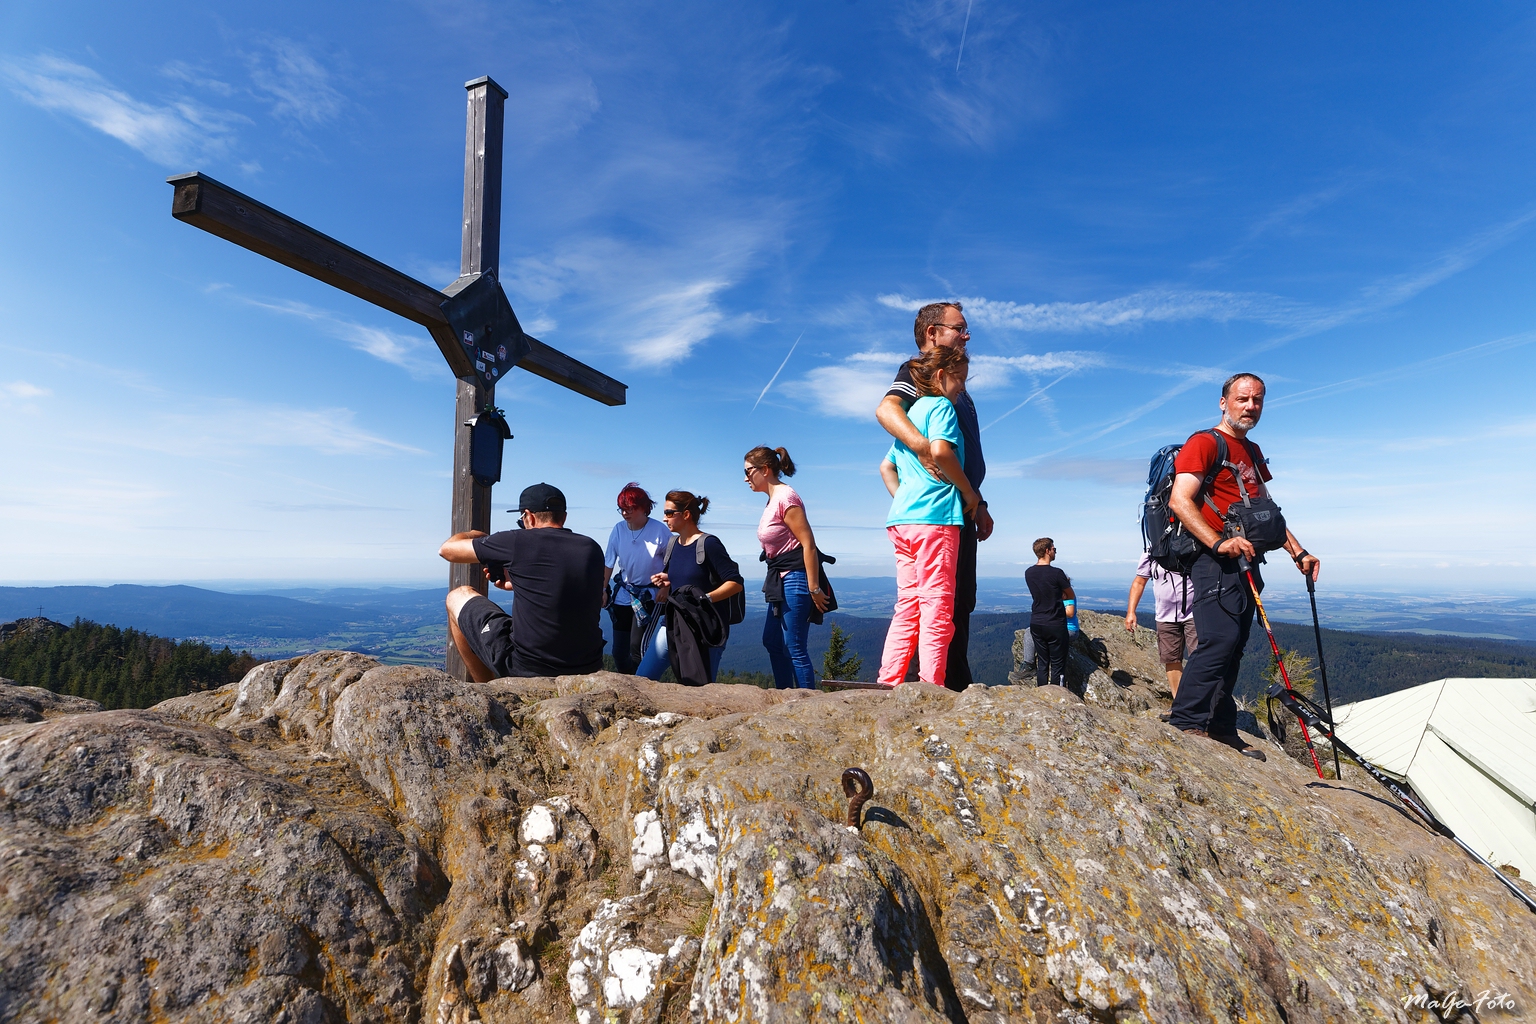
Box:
[1240,560,1325,779]
[1267,683,1536,915]
[1305,575,1342,780]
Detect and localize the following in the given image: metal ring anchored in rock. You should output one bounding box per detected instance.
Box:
[841,767,874,828]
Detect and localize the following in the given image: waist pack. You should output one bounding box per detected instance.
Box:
[665,533,746,626]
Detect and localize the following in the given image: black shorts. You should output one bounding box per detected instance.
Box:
[457,595,516,678]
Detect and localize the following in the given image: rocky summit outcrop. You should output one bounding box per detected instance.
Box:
[2,624,1533,1023]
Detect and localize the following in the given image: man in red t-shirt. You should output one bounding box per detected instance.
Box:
[1165,373,1321,758]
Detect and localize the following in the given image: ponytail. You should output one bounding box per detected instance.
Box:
[744,445,796,478]
[665,490,710,521]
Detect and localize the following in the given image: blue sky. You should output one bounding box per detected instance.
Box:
[3,1,1535,593]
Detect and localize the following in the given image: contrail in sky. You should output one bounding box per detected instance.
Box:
[751,333,803,413]
[982,370,1074,430]
[956,0,975,72]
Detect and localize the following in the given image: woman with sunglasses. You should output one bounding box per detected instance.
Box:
[744,446,829,689]
[635,491,744,683]
[601,483,670,674]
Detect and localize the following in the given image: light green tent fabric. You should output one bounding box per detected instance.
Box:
[1330,679,1536,879]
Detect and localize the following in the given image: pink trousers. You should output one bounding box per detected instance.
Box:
[877,524,960,686]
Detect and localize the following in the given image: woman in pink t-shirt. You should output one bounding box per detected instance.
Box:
[744,445,827,689]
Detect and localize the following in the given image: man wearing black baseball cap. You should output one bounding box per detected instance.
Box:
[440,483,606,680]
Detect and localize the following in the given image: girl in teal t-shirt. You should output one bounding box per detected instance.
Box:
[876,347,982,687]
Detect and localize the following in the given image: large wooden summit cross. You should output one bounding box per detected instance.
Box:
[167,76,626,679]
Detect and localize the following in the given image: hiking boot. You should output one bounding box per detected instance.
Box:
[1181,727,1207,737]
[1210,733,1267,761]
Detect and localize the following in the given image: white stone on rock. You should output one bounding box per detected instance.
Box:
[603,945,664,1007]
[668,812,719,889]
[520,804,559,845]
[494,936,537,992]
[638,738,663,783]
[630,809,666,876]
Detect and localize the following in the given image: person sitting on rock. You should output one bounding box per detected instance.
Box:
[439,483,606,681]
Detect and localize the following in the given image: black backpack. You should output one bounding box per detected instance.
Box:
[1143,430,1287,573]
[664,533,746,626]
[1142,431,1226,574]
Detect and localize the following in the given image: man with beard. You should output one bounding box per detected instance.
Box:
[1166,373,1321,759]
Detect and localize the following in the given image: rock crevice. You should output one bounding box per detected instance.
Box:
[3,617,1533,1022]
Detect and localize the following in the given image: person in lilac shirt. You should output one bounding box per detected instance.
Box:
[1125,552,1197,699]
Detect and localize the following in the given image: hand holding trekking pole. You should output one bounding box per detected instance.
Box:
[1215,535,1257,562]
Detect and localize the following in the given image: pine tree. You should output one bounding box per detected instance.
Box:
[1264,647,1317,697]
[822,623,864,682]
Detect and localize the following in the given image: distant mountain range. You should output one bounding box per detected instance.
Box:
[5,582,1535,696]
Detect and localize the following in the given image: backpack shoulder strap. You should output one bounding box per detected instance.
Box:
[663,535,678,571]
[694,532,709,565]
[1197,429,1229,517]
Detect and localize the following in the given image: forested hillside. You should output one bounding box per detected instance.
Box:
[1233,621,1536,703]
[0,618,260,710]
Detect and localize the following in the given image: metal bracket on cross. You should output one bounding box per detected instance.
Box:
[440,270,529,393]
[464,405,513,488]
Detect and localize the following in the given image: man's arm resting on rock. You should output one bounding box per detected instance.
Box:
[439,531,488,563]
[876,395,943,480]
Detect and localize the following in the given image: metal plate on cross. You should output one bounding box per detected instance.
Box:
[439,271,529,392]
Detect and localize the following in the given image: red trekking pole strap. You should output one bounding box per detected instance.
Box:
[1245,568,1325,779]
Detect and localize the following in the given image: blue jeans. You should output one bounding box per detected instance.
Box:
[763,570,816,689]
[637,624,724,682]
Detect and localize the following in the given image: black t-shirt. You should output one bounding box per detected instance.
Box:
[886,361,986,491]
[1026,564,1072,626]
[472,528,605,676]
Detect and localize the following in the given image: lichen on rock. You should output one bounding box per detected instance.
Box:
[2,620,1533,1023]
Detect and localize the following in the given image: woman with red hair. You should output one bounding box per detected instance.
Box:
[602,482,670,673]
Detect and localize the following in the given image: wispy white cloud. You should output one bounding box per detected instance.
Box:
[877,289,1305,332]
[235,296,441,380]
[159,60,236,97]
[1246,208,1536,354]
[894,0,1058,147]
[787,351,907,419]
[1,381,50,399]
[1193,179,1362,271]
[145,401,426,458]
[1269,330,1536,410]
[2,54,246,166]
[245,38,345,128]
[622,280,730,365]
[1358,209,1536,310]
[980,369,1075,430]
[967,351,1107,394]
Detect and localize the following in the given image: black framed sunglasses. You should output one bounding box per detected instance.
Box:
[662,507,688,518]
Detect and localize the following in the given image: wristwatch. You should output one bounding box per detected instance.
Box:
[811,587,825,596]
